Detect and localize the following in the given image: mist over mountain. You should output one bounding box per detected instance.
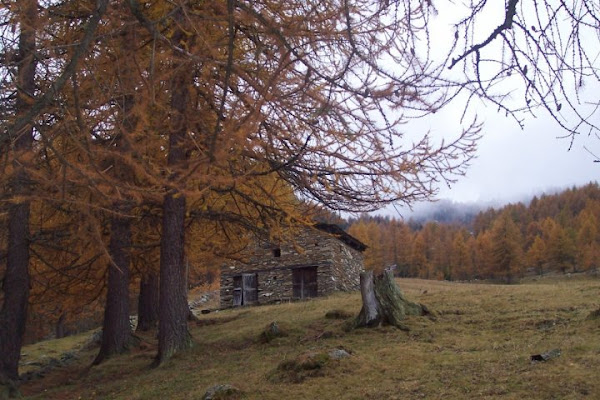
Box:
[400,200,489,225]
[382,185,576,225]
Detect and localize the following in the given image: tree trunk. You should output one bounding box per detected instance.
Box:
[0,1,36,396]
[93,22,141,364]
[155,31,193,364]
[55,312,67,339]
[0,202,32,398]
[137,271,159,332]
[93,211,136,365]
[155,193,192,364]
[358,270,381,327]
[354,270,433,330]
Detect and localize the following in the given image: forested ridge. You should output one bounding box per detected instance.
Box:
[347,182,600,283]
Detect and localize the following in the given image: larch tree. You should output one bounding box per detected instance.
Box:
[392,221,413,277]
[0,2,38,394]
[120,0,481,362]
[92,5,147,365]
[489,212,524,283]
[411,232,431,279]
[547,223,577,273]
[0,0,111,391]
[154,9,196,363]
[526,235,548,276]
[450,230,473,280]
[576,211,599,271]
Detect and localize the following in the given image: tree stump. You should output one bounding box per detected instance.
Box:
[354,270,433,330]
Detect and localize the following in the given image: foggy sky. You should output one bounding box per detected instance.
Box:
[437,113,598,204]
[405,106,598,209]
[392,2,600,210]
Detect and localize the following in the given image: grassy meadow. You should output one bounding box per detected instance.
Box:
[20,275,600,399]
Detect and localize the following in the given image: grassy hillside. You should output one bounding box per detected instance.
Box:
[21,276,600,399]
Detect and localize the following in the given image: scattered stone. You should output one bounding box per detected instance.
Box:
[325,309,354,320]
[19,350,79,382]
[189,291,219,310]
[259,321,287,343]
[530,348,561,363]
[129,316,138,330]
[328,348,351,360]
[60,351,77,363]
[202,383,243,400]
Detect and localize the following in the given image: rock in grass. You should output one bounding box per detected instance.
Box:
[259,321,287,343]
[202,384,243,400]
[328,348,351,360]
[530,348,561,363]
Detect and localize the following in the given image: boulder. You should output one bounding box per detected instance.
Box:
[202,384,242,400]
[259,321,287,343]
[329,348,351,360]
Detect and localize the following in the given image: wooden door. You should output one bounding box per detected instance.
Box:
[233,275,243,306]
[233,273,258,306]
[242,273,258,304]
[292,267,318,299]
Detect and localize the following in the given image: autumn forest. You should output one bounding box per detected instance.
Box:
[347,183,600,283]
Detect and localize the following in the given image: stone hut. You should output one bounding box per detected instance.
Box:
[219,223,366,308]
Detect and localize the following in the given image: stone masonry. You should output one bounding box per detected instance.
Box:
[219,224,366,308]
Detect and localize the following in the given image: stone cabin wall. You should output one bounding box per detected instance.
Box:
[330,243,363,291]
[220,227,364,308]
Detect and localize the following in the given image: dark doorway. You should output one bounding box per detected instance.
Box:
[292,267,318,299]
[233,273,258,306]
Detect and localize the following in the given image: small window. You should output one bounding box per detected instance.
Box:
[273,248,281,257]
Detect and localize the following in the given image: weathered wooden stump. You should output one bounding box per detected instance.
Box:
[353,269,433,330]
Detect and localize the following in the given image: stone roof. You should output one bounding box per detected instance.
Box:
[314,223,367,252]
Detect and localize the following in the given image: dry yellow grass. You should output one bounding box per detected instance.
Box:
[21,275,600,399]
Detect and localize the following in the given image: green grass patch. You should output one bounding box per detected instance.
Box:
[20,276,600,399]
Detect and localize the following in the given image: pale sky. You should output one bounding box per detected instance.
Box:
[377,108,598,220]
[394,1,600,208]
[433,108,599,204]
